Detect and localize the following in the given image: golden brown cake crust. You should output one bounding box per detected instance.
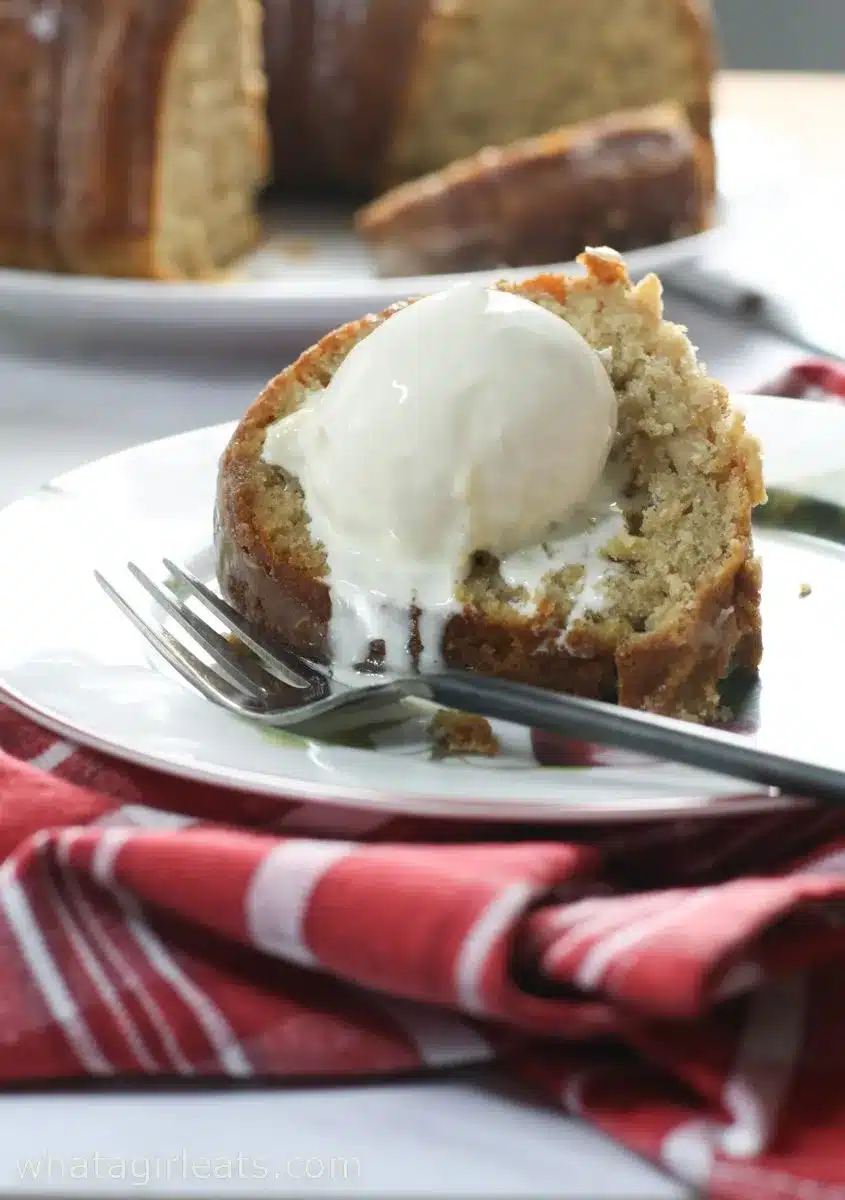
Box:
[356,104,712,278]
[216,252,764,723]
[263,0,432,191]
[0,6,63,271]
[56,2,187,278]
[0,0,268,280]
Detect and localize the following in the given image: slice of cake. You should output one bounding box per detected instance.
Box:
[215,249,764,723]
[356,105,712,278]
[0,0,269,279]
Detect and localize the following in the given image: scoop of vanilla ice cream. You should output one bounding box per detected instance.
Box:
[262,283,617,609]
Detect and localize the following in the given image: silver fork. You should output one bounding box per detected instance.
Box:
[95,559,845,806]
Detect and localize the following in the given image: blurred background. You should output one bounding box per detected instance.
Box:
[714,0,844,70]
[1,0,844,508]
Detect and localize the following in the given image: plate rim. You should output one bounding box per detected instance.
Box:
[0,116,774,325]
[0,392,835,822]
[0,227,718,313]
[0,688,803,823]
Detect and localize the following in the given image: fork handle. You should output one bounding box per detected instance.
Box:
[424,671,845,806]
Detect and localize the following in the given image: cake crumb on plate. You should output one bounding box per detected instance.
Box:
[429,711,500,758]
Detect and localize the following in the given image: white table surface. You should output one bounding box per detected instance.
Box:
[0,299,806,1198]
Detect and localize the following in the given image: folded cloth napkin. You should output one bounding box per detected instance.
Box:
[1,362,845,1200]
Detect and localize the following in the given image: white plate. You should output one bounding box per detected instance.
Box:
[0,120,789,352]
[1,393,843,822]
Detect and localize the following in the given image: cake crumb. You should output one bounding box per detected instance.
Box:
[430,711,500,758]
[799,582,812,598]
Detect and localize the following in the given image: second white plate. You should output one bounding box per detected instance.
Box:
[0,120,789,353]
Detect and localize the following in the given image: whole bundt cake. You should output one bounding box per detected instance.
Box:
[0,0,715,280]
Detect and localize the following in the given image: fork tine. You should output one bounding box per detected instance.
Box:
[94,571,252,709]
[126,563,279,696]
[162,558,328,690]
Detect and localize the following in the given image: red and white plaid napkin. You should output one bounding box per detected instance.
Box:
[1,361,845,1200]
